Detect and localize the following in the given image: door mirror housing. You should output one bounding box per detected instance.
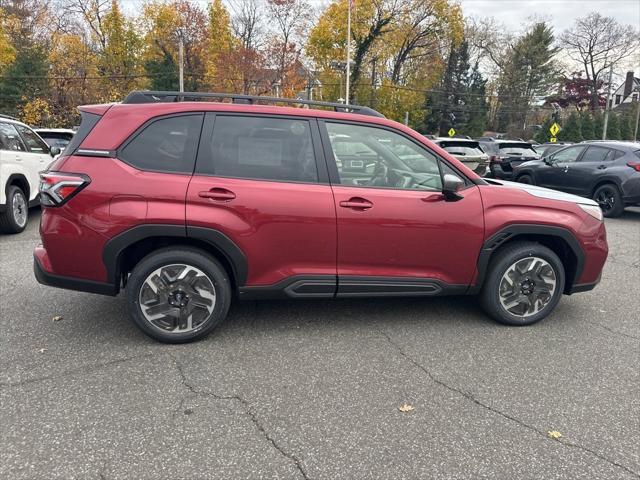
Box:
[50,146,61,157]
[442,173,464,201]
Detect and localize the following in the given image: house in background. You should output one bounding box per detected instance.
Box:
[611,71,640,111]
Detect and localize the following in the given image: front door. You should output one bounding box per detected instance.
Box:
[186,113,337,292]
[536,145,586,192]
[320,121,484,296]
[564,145,616,196]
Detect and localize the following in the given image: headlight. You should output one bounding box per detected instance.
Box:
[579,203,603,221]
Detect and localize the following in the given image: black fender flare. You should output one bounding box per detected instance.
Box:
[5,173,31,199]
[469,224,585,294]
[102,224,248,288]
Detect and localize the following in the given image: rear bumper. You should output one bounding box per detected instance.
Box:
[34,245,118,296]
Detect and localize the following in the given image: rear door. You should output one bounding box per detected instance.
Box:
[0,122,30,202]
[320,121,484,295]
[186,113,337,291]
[564,145,617,195]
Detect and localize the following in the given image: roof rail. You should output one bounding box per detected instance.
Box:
[0,114,19,121]
[122,91,385,118]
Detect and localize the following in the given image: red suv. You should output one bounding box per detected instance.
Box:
[34,92,608,343]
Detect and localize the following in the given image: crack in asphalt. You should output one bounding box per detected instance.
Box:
[169,354,310,480]
[0,353,156,389]
[379,330,640,479]
[584,320,640,342]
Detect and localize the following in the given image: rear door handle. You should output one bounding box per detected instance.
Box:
[339,197,373,210]
[198,188,236,201]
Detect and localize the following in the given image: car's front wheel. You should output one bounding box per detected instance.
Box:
[126,247,232,343]
[516,174,534,185]
[0,185,29,234]
[480,241,565,326]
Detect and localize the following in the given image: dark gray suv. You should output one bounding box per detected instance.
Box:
[513,141,640,217]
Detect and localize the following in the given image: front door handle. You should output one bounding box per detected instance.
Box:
[563,166,569,173]
[597,164,607,170]
[198,188,236,201]
[339,197,373,210]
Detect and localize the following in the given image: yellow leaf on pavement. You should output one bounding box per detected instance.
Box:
[398,403,414,413]
[547,430,562,439]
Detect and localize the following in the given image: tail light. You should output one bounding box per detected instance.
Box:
[627,162,640,172]
[39,172,90,207]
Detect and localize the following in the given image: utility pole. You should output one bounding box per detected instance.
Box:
[178,32,184,93]
[369,58,377,109]
[602,64,614,140]
[345,0,352,104]
[634,98,640,141]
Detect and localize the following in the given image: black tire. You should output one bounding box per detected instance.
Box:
[126,247,232,343]
[593,184,624,218]
[516,174,534,185]
[0,185,28,234]
[479,241,565,326]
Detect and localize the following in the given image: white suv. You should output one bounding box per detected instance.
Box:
[0,116,58,233]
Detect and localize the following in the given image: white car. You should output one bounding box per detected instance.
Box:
[34,128,75,152]
[0,116,60,233]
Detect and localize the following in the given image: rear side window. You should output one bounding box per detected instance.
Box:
[0,122,27,151]
[14,124,49,154]
[197,116,318,183]
[119,114,203,174]
[580,146,611,163]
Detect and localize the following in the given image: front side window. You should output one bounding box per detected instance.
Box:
[119,114,203,174]
[551,146,586,164]
[0,122,26,152]
[326,122,443,191]
[14,125,49,154]
[198,116,318,183]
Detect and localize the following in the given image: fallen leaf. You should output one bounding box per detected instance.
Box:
[398,403,414,413]
[52,315,63,322]
[547,430,562,440]
[37,348,47,354]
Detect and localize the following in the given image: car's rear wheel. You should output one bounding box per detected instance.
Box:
[126,247,231,343]
[480,241,565,326]
[593,184,624,218]
[516,174,534,185]
[0,185,28,234]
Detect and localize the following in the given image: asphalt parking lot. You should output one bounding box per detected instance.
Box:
[1,209,638,480]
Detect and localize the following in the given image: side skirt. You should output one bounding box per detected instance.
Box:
[238,275,468,300]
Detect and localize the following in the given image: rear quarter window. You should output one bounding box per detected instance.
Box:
[119,114,203,174]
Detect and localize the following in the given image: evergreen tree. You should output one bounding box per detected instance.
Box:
[534,116,555,143]
[465,63,488,137]
[558,111,582,142]
[580,111,595,140]
[606,113,620,140]
[145,51,178,91]
[0,46,48,116]
[619,111,633,140]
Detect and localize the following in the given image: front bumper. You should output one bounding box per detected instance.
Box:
[34,245,118,296]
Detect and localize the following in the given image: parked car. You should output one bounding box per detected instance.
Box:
[513,141,640,218]
[34,91,608,343]
[432,138,489,174]
[34,128,75,152]
[477,139,540,179]
[0,115,60,233]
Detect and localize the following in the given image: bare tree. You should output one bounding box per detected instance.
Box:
[561,12,640,110]
[229,0,264,51]
[64,0,110,50]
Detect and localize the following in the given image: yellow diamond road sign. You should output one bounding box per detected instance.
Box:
[550,123,560,137]
[550,137,557,143]
[448,128,456,137]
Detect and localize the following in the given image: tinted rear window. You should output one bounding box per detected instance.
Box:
[498,143,537,155]
[439,142,484,156]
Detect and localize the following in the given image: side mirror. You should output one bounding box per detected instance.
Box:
[50,146,61,157]
[543,156,554,165]
[442,173,464,201]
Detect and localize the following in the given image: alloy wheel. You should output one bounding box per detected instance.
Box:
[595,187,616,214]
[138,264,216,333]
[498,256,557,317]
[12,191,27,228]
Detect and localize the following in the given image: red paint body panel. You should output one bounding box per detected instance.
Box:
[186,176,337,285]
[332,185,485,285]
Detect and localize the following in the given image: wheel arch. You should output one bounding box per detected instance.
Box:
[103,225,248,293]
[471,224,584,295]
[590,178,621,198]
[6,173,30,200]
